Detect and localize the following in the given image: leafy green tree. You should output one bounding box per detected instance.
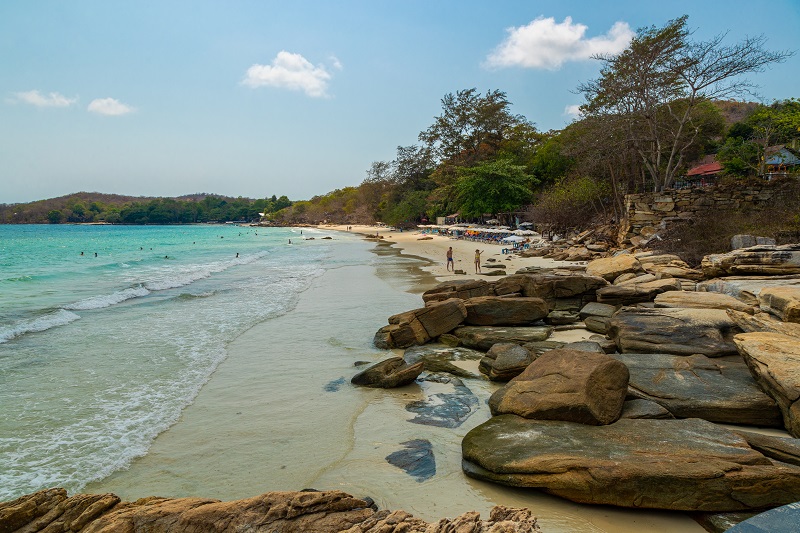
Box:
[47,210,63,224]
[579,15,791,191]
[454,159,535,218]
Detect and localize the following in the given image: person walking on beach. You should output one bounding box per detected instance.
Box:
[446,247,454,272]
[474,249,484,273]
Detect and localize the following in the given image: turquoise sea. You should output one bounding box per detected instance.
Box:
[0,224,335,500]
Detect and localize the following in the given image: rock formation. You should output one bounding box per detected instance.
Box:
[0,488,542,532]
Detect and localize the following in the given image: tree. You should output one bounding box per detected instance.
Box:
[47,210,62,224]
[454,159,535,218]
[419,88,532,180]
[579,16,792,191]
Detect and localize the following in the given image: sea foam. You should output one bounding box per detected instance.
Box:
[0,309,81,343]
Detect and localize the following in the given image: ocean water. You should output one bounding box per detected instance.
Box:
[0,224,335,500]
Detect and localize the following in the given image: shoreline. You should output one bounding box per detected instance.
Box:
[318,224,583,283]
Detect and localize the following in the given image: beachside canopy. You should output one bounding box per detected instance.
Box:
[501,235,526,242]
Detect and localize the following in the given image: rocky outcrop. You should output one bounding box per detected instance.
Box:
[595,278,682,305]
[421,279,494,304]
[451,325,553,351]
[759,286,800,323]
[463,296,549,326]
[731,235,777,249]
[611,353,782,427]
[654,291,755,314]
[699,275,800,306]
[734,332,800,437]
[0,488,542,532]
[702,244,800,277]
[488,349,629,425]
[462,416,800,511]
[351,357,424,388]
[478,343,534,381]
[374,298,467,349]
[585,254,643,281]
[607,307,741,356]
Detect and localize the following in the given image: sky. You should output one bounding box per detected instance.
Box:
[2,0,799,204]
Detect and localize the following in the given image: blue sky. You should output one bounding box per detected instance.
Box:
[2,0,799,204]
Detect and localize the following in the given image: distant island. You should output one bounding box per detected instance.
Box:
[0,192,292,225]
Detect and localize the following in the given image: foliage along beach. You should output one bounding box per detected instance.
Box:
[4,13,800,533]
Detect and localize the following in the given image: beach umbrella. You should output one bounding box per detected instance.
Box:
[485,219,500,224]
[502,235,526,242]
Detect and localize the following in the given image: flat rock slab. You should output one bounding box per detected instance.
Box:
[702,244,800,277]
[619,399,674,419]
[462,416,800,511]
[735,430,800,467]
[726,501,800,532]
[654,291,755,314]
[607,307,741,356]
[422,279,494,303]
[452,326,553,351]
[596,278,682,305]
[727,310,800,338]
[405,375,479,428]
[735,332,800,437]
[699,276,800,306]
[386,439,436,482]
[611,354,782,427]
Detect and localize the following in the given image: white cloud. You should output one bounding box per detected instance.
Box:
[564,104,582,119]
[11,90,77,107]
[485,16,634,70]
[87,98,134,116]
[242,51,335,98]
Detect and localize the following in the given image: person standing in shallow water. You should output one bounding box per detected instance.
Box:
[474,249,484,273]
[446,247,454,272]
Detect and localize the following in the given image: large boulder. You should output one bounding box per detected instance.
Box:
[734,332,800,437]
[699,275,800,306]
[702,244,800,277]
[654,291,755,314]
[452,325,553,351]
[493,273,607,301]
[759,286,800,323]
[596,278,683,305]
[462,416,800,511]
[611,353,782,427]
[351,357,424,388]
[726,309,800,338]
[0,488,542,532]
[607,307,742,356]
[585,254,643,281]
[479,343,535,381]
[375,298,467,348]
[422,279,494,304]
[463,296,549,326]
[489,349,629,425]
